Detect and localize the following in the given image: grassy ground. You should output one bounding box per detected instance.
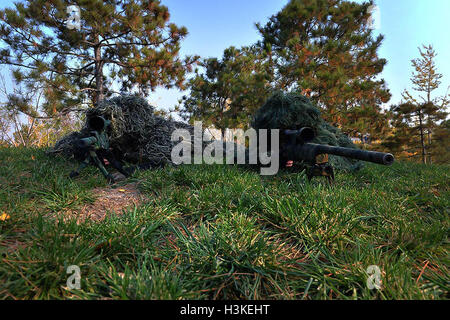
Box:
[0,147,448,300]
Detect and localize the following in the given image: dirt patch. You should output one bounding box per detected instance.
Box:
[77,182,144,222]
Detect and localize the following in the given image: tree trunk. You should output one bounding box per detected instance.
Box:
[427,129,432,164]
[94,43,104,105]
[418,110,426,164]
[427,89,432,164]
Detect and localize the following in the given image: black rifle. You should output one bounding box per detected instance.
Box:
[281,127,394,182]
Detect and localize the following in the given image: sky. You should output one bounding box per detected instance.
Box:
[1,0,449,115]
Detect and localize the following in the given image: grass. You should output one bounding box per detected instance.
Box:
[0,147,448,299]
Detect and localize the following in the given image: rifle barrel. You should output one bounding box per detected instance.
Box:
[285,143,395,165]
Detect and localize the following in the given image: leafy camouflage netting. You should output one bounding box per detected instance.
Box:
[51,95,195,166]
[252,91,363,171]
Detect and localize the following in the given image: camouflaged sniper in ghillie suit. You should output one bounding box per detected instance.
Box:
[51,95,196,168]
[251,91,363,172]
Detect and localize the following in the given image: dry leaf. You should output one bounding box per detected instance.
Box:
[431,188,440,197]
[0,212,11,221]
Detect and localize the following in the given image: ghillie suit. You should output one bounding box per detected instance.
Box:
[51,95,196,173]
[251,91,364,174]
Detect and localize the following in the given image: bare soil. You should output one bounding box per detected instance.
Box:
[77,182,144,221]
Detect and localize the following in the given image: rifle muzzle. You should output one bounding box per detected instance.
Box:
[285,143,395,166]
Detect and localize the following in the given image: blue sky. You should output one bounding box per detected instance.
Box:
[1,0,449,114]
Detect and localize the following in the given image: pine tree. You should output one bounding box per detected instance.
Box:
[180,45,273,131]
[429,119,450,164]
[387,45,448,163]
[0,0,197,117]
[256,0,391,137]
[0,73,80,147]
